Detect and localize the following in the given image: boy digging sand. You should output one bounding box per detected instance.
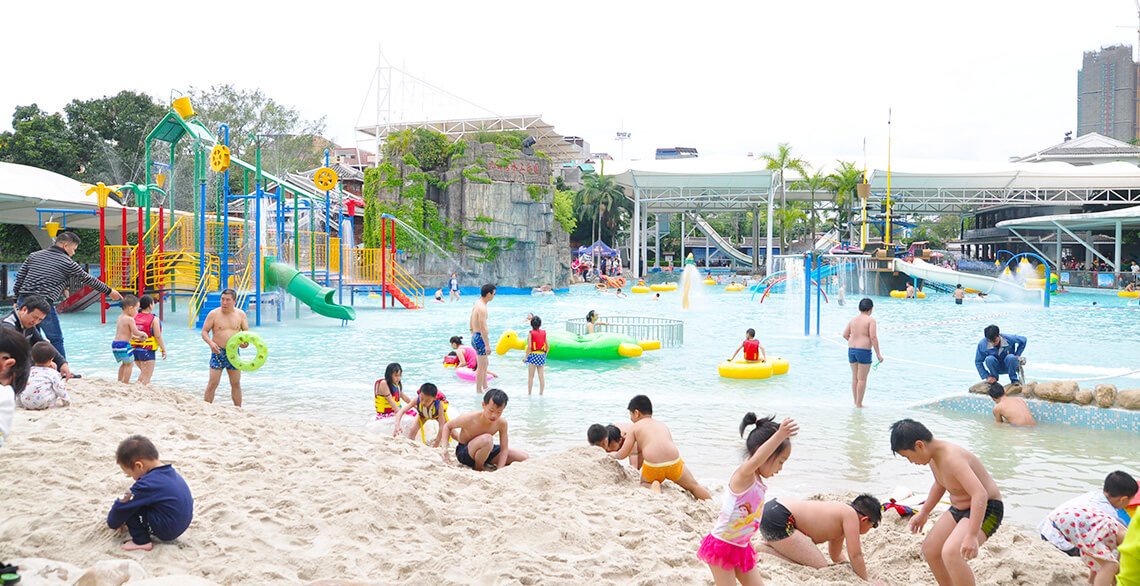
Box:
[612,394,711,500]
[107,435,193,551]
[113,295,147,383]
[988,382,1035,426]
[843,298,883,408]
[754,494,883,583]
[891,419,1003,586]
[441,389,528,471]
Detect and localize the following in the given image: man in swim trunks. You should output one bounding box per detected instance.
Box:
[611,394,710,499]
[891,419,1004,586]
[468,284,495,396]
[754,494,882,583]
[201,289,249,407]
[974,324,1026,385]
[954,284,965,305]
[440,388,527,471]
[843,298,882,408]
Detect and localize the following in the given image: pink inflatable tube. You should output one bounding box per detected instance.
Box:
[455,367,495,383]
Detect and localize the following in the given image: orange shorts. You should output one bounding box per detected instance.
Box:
[641,457,684,483]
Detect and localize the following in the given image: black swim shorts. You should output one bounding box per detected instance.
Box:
[759,499,798,542]
[947,499,1003,538]
[455,442,501,468]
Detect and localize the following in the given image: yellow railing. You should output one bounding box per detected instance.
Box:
[234,253,254,309]
[144,251,207,292]
[342,248,423,308]
[163,216,192,253]
[103,245,136,290]
[330,237,341,273]
[189,255,220,329]
[388,258,424,308]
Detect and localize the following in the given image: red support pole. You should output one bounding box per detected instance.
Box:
[121,207,127,245]
[99,208,106,324]
[389,219,395,307]
[158,207,165,321]
[137,206,144,294]
[380,218,386,309]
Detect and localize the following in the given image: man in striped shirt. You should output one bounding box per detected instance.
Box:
[14,231,124,361]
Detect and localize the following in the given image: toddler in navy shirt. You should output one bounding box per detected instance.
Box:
[107,435,193,551]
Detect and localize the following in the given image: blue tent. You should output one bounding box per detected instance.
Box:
[575,240,618,257]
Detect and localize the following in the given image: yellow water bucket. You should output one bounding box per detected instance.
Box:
[45,221,60,238]
[154,173,166,187]
[172,97,195,119]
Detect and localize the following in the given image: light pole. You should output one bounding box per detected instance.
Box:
[615,131,631,160]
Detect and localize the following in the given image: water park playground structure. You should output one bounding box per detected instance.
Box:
[48,97,424,328]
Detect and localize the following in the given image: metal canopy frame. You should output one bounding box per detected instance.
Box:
[997,205,1140,272]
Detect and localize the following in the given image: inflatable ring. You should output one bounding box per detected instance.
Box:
[313,167,339,191]
[725,284,745,292]
[889,290,906,298]
[631,285,651,293]
[650,283,678,292]
[718,359,773,380]
[617,278,626,287]
[225,332,268,372]
[596,282,607,290]
[209,145,231,172]
[1120,290,1140,298]
[769,356,790,375]
[703,278,716,285]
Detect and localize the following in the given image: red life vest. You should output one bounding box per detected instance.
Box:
[134,312,155,337]
[529,329,547,353]
[743,339,760,361]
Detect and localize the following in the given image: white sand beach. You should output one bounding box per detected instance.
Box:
[0,379,1086,585]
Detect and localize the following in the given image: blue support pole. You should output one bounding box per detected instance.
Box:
[323,150,331,288]
[220,124,230,292]
[815,254,821,336]
[803,253,811,336]
[255,179,262,326]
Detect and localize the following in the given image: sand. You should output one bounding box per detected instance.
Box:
[0,379,1087,585]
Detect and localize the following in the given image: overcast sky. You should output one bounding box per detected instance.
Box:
[4,1,1140,168]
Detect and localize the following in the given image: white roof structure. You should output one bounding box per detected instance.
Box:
[608,157,784,213]
[995,204,1140,271]
[1010,132,1140,166]
[866,161,1140,214]
[0,161,124,231]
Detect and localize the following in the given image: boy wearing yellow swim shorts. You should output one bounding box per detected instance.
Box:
[611,394,711,500]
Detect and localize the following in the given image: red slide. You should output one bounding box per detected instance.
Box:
[384,283,420,309]
[57,286,102,313]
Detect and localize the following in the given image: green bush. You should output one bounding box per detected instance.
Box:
[552,190,576,233]
[472,130,528,150]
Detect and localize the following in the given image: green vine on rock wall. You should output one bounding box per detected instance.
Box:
[526,184,548,202]
[463,166,492,184]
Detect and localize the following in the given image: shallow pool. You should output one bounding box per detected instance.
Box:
[55,279,1140,530]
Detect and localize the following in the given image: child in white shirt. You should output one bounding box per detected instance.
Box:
[18,341,70,410]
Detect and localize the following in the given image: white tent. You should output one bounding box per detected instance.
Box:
[0,161,126,246]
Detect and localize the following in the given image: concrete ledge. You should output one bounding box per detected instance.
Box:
[914,393,1140,432]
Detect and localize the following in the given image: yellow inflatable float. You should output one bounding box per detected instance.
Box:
[725,283,745,292]
[703,278,716,285]
[1120,290,1140,298]
[631,280,651,293]
[718,357,790,380]
[650,283,678,292]
[889,290,926,298]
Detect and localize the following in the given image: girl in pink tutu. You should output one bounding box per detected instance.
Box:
[698,413,798,585]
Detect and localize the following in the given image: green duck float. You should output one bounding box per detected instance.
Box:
[496,330,661,360]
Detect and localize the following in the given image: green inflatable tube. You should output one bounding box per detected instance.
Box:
[264,261,356,321]
[496,329,655,360]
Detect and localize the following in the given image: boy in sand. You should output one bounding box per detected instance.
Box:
[987,383,1035,426]
[393,383,457,446]
[107,435,193,551]
[131,294,166,385]
[587,422,641,469]
[441,388,528,471]
[891,418,1003,586]
[201,289,250,407]
[468,284,495,396]
[612,394,711,499]
[1038,471,1136,558]
[754,494,883,583]
[112,295,146,383]
[728,328,767,363]
[843,298,883,408]
[17,341,70,410]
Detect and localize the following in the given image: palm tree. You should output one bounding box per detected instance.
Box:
[761,143,806,255]
[574,172,628,255]
[792,164,829,249]
[826,161,864,245]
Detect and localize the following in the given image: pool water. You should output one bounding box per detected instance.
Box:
[56,280,1140,530]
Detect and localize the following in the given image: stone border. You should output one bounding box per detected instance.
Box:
[968,381,1140,410]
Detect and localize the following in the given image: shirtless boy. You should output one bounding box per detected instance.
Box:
[468,284,495,396]
[892,419,1003,586]
[988,383,1035,426]
[843,298,883,408]
[612,394,711,499]
[587,422,641,469]
[754,494,883,583]
[441,388,528,471]
[112,295,146,383]
[201,289,250,407]
[954,284,965,305]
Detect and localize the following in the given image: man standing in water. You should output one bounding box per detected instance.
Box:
[201,289,250,407]
[843,298,883,408]
[469,284,496,395]
[449,272,460,302]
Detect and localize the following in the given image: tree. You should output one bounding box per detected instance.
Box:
[826,161,864,244]
[761,143,806,254]
[0,104,79,177]
[186,85,327,177]
[574,172,629,247]
[64,91,166,185]
[792,163,829,248]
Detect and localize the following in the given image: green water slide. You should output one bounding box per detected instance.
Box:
[264,261,356,321]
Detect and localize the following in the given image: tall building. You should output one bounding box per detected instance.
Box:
[1077,45,1137,142]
